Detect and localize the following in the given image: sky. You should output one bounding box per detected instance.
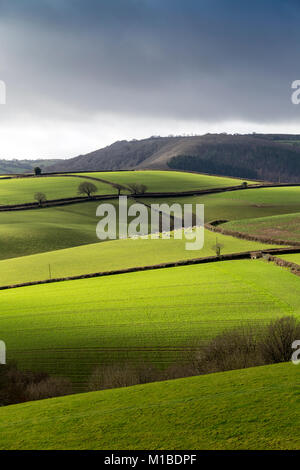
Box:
[0,0,300,159]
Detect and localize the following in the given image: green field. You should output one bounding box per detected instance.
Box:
[0,170,299,450]
[0,199,152,260]
[0,176,115,205]
[0,363,297,450]
[223,212,300,243]
[1,259,299,388]
[278,253,300,265]
[0,171,252,206]
[72,170,252,192]
[153,186,300,222]
[0,228,279,286]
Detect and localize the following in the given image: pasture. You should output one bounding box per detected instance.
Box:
[0,170,252,206]
[278,253,300,265]
[0,228,279,286]
[0,198,149,259]
[0,175,115,205]
[72,170,252,192]
[1,259,299,388]
[0,363,297,450]
[145,186,300,222]
[223,212,300,243]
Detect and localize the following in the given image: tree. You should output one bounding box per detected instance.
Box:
[34,192,46,206]
[78,181,98,198]
[112,183,126,196]
[34,167,42,176]
[241,181,248,189]
[127,183,148,195]
[212,237,224,257]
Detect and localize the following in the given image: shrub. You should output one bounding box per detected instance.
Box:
[26,376,72,401]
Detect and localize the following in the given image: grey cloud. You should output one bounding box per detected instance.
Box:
[0,0,300,125]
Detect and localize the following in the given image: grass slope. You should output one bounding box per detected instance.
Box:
[278,253,300,265]
[223,212,300,243]
[1,260,299,387]
[152,186,300,222]
[0,229,279,286]
[0,176,115,205]
[0,199,149,260]
[73,170,251,192]
[0,363,298,450]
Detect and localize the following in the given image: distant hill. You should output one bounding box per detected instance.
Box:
[47,134,300,183]
[0,159,61,175]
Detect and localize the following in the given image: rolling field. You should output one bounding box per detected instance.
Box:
[0,363,298,450]
[223,212,300,243]
[0,198,150,260]
[0,170,299,451]
[152,186,300,222]
[0,190,284,261]
[0,175,115,205]
[72,170,252,192]
[0,170,253,206]
[1,259,299,388]
[0,228,280,286]
[278,253,300,265]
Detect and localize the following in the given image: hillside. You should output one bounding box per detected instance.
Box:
[48,134,300,182]
[0,159,60,174]
[0,363,297,450]
[2,259,299,387]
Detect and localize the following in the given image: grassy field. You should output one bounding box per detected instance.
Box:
[73,170,252,192]
[223,212,300,243]
[0,228,280,286]
[0,363,298,450]
[278,253,300,265]
[150,186,300,222]
[1,259,299,388]
[0,190,284,261]
[0,176,115,205]
[0,198,153,260]
[0,171,252,206]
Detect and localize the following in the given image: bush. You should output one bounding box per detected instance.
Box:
[26,376,72,401]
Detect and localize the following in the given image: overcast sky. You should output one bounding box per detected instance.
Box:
[1,0,300,159]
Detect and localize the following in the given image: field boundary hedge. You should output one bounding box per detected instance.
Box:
[0,246,299,292]
[264,254,300,275]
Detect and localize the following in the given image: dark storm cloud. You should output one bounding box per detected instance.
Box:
[1,0,300,122]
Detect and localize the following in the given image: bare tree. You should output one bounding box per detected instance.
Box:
[78,181,98,198]
[127,183,148,195]
[112,183,126,196]
[34,192,46,206]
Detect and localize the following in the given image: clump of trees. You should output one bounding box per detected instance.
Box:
[34,192,47,206]
[78,181,98,198]
[127,183,148,195]
[34,167,42,176]
[0,362,72,406]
